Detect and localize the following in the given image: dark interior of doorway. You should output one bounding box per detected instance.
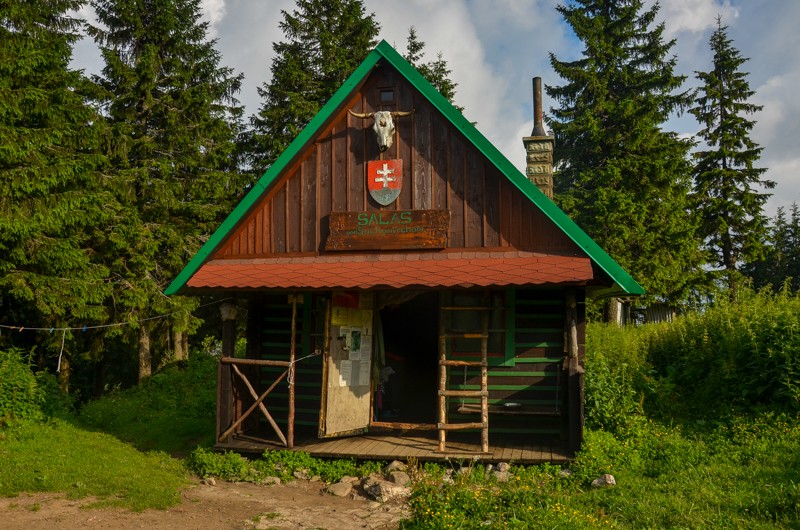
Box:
[378,291,439,423]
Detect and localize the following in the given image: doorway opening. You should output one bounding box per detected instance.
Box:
[376,291,439,424]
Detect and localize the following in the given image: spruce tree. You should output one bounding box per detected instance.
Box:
[244,0,380,176]
[89,0,244,379]
[546,0,705,305]
[0,0,113,376]
[403,27,463,112]
[689,19,773,294]
[745,204,800,292]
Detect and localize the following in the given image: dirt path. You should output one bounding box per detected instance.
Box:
[0,479,410,530]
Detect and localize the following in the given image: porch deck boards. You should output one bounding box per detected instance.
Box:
[218,432,570,464]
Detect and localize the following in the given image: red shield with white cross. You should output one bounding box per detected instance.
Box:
[367,159,402,206]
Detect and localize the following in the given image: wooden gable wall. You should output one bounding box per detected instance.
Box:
[216,62,581,259]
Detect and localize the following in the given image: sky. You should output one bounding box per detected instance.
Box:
[72,0,800,218]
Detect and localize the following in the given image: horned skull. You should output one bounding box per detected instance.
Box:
[349,109,414,151]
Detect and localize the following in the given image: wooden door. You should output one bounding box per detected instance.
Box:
[318,294,374,438]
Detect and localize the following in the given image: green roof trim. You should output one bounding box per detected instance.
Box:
[166,40,643,298]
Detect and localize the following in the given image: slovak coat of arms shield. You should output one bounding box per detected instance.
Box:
[367,159,402,206]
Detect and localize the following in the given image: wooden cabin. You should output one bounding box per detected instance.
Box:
[166,41,642,464]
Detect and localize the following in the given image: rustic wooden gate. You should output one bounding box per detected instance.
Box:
[217,295,299,448]
[437,291,490,453]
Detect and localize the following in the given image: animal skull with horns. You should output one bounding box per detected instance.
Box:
[349,109,414,152]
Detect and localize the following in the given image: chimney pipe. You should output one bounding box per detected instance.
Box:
[522,76,554,199]
[531,77,547,136]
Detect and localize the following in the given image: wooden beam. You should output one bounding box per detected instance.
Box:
[230,363,287,446]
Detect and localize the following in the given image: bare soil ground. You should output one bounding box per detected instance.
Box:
[0,479,410,530]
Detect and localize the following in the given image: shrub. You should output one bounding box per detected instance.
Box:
[185,447,384,484]
[583,323,656,433]
[648,287,800,415]
[0,348,45,421]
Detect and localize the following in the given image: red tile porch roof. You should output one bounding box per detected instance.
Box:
[186,251,594,290]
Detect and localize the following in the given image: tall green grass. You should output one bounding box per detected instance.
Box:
[78,353,217,453]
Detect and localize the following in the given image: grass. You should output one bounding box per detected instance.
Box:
[0,418,187,511]
[77,354,217,453]
[400,415,800,529]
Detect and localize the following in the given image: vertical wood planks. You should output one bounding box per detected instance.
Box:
[413,102,432,210]
[287,168,301,252]
[431,114,449,211]
[465,151,484,247]
[484,165,501,247]
[272,184,286,253]
[448,134,465,248]
[302,150,317,253]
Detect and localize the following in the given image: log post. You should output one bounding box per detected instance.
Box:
[218,302,238,441]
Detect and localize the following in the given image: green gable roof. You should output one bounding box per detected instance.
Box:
[165,40,643,298]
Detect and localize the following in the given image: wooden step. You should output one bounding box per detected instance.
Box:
[439,359,485,367]
[439,389,487,398]
[437,422,487,430]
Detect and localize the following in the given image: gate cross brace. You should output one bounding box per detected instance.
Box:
[218,366,288,444]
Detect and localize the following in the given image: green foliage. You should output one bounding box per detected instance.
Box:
[88,0,245,379]
[78,352,217,452]
[547,0,705,304]
[0,349,45,421]
[403,416,800,529]
[0,0,113,355]
[746,203,800,292]
[244,0,380,175]
[0,418,187,511]
[648,286,800,414]
[690,19,773,291]
[583,323,663,433]
[186,448,384,483]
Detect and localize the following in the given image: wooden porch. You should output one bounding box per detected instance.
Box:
[217,431,572,465]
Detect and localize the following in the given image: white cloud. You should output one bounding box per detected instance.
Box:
[200,0,227,36]
[654,0,739,37]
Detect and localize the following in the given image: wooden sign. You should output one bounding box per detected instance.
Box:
[326,210,450,251]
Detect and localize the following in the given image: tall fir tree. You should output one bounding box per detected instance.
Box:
[89,0,244,379]
[546,0,705,305]
[0,0,113,383]
[689,19,773,294]
[403,26,463,113]
[244,0,380,177]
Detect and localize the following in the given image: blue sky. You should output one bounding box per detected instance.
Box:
[73,0,800,217]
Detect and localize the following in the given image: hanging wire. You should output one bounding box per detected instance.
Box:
[0,298,235,334]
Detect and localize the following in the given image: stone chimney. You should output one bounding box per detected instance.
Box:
[522,77,554,199]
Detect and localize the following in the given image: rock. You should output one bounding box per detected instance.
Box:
[388,471,411,486]
[260,476,281,486]
[591,473,616,487]
[327,482,353,497]
[362,476,411,502]
[293,469,309,480]
[201,477,216,486]
[559,468,573,478]
[310,475,321,482]
[384,460,407,473]
[492,470,511,483]
[456,467,471,476]
[497,462,510,473]
[338,475,361,484]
